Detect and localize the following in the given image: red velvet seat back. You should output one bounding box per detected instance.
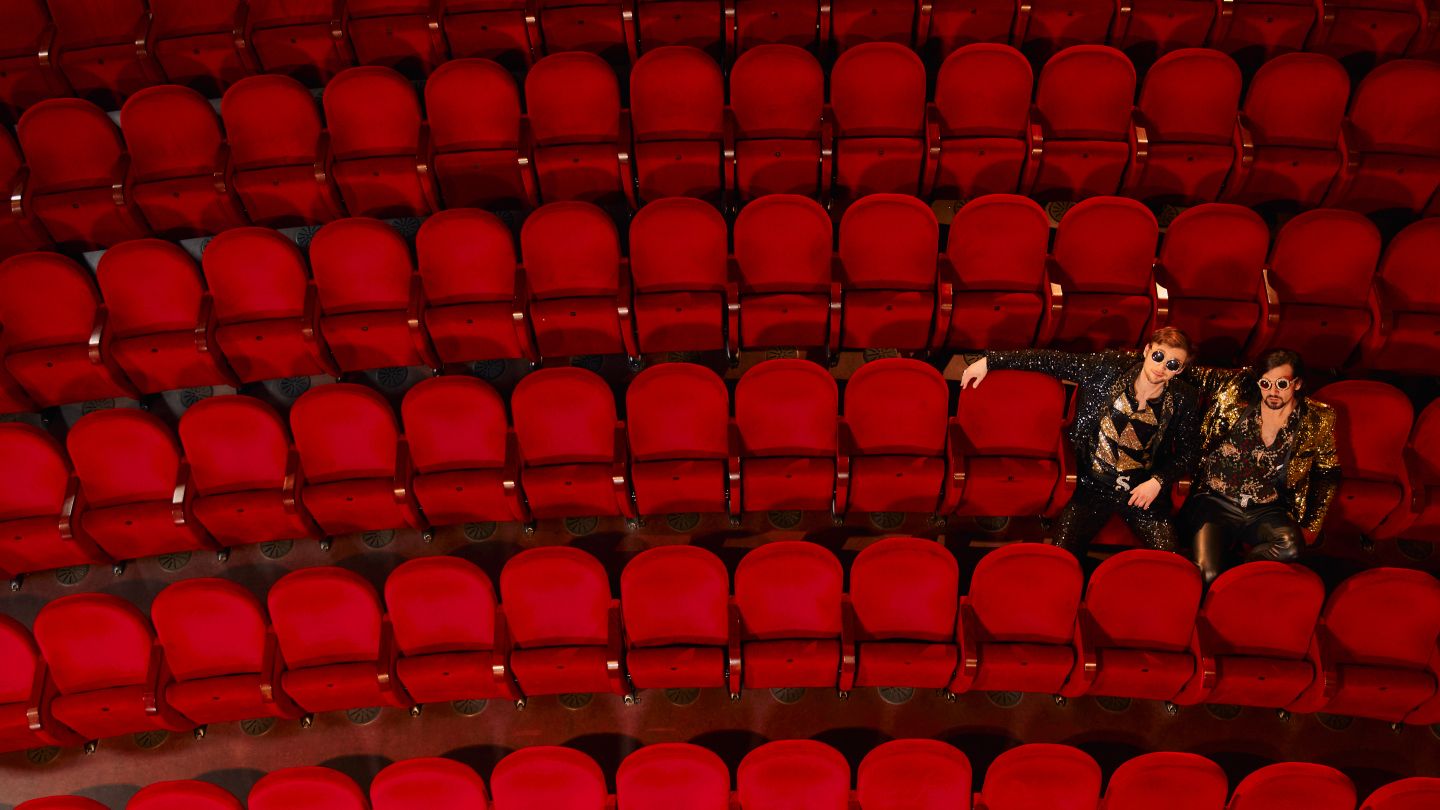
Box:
[384,557,498,656]
[248,767,369,810]
[128,781,244,810]
[630,46,724,141]
[1052,197,1158,294]
[1243,54,1350,149]
[180,397,292,495]
[627,363,729,462]
[968,544,1081,644]
[525,52,621,146]
[511,368,617,466]
[290,384,401,483]
[520,202,621,298]
[831,43,927,138]
[34,593,154,693]
[1103,752,1228,810]
[67,410,181,508]
[839,195,937,291]
[734,541,842,640]
[267,567,384,669]
[845,359,948,457]
[1035,46,1135,140]
[121,85,228,181]
[427,59,521,153]
[490,747,607,809]
[151,578,268,681]
[500,547,611,647]
[946,195,1049,291]
[202,228,311,322]
[371,757,490,810]
[1083,549,1202,651]
[935,44,1032,139]
[310,218,415,314]
[616,742,730,810]
[1200,563,1324,658]
[738,740,851,810]
[220,75,324,169]
[979,743,1101,810]
[1269,209,1381,307]
[1138,49,1242,145]
[1322,568,1440,669]
[629,198,729,293]
[0,424,69,521]
[1158,204,1269,301]
[735,360,838,457]
[1315,381,1413,482]
[0,250,101,351]
[96,240,206,337]
[621,545,729,647]
[416,209,517,305]
[0,614,42,705]
[955,371,1066,459]
[1229,763,1356,810]
[857,739,973,810]
[402,376,508,474]
[734,195,833,293]
[324,67,422,159]
[850,537,959,641]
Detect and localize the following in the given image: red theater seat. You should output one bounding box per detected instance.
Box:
[0,126,51,260]
[931,44,1035,201]
[201,227,338,382]
[1061,550,1203,702]
[628,198,734,356]
[1230,763,1356,810]
[0,0,70,123]
[635,0,728,56]
[842,359,950,515]
[943,195,1053,351]
[385,556,518,705]
[1212,0,1320,66]
[311,218,438,372]
[500,547,628,698]
[617,743,730,810]
[927,0,1018,54]
[1028,46,1137,201]
[734,359,839,513]
[425,59,536,211]
[0,424,111,577]
[838,195,943,352]
[1047,196,1159,351]
[1362,219,1440,375]
[832,0,924,50]
[830,43,932,202]
[324,67,437,218]
[977,744,1101,810]
[402,376,524,524]
[734,541,847,691]
[630,46,726,204]
[738,740,851,810]
[290,384,425,535]
[735,0,826,51]
[490,747,607,809]
[537,0,632,62]
[220,75,346,227]
[180,396,319,548]
[1126,49,1243,205]
[949,543,1082,696]
[511,368,633,520]
[626,363,733,516]
[524,53,637,208]
[849,538,960,689]
[33,594,192,740]
[127,780,244,810]
[1103,752,1229,810]
[621,546,732,691]
[119,86,249,239]
[729,45,829,200]
[1401,399,1440,544]
[1314,381,1414,541]
[0,614,81,753]
[371,758,490,810]
[346,0,446,77]
[1362,778,1440,810]
[1153,204,1269,364]
[246,0,354,85]
[416,208,534,365]
[67,409,215,562]
[520,203,635,360]
[443,0,535,68]
[857,739,972,810]
[248,767,368,810]
[1021,0,1118,62]
[733,195,839,354]
[45,0,162,108]
[151,578,301,726]
[1326,60,1440,216]
[1317,568,1440,724]
[148,0,257,96]
[16,99,150,250]
[1117,0,1218,61]
[1312,0,1427,69]
[17,799,108,810]
[269,567,410,713]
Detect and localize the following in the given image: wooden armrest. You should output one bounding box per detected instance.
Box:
[1022,118,1045,194]
[260,628,281,703]
[727,419,743,519]
[25,659,50,731]
[727,599,744,697]
[518,116,540,209]
[922,105,942,198]
[939,415,964,514]
[607,600,629,697]
[171,462,192,527]
[88,307,108,366]
[393,439,415,507]
[1049,425,1079,518]
[1287,623,1338,713]
[826,281,843,358]
[377,616,398,691]
[617,264,639,360]
[504,428,531,522]
[59,477,81,540]
[493,606,523,700]
[839,595,857,691]
[282,449,302,516]
[948,599,980,693]
[819,116,835,199]
[618,112,639,210]
[314,131,334,185]
[1060,606,1100,698]
[416,124,441,213]
[612,422,636,519]
[143,642,167,715]
[407,274,440,368]
[1036,273,1065,347]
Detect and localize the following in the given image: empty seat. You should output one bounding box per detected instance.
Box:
[0,614,81,753]
[620,546,732,691]
[734,541,846,690]
[931,44,1035,201]
[148,0,257,96]
[384,556,518,705]
[490,747,607,809]
[628,198,734,355]
[347,0,446,77]
[46,0,163,108]
[1314,381,1414,541]
[246,0,354,84]
[978,744,1101,810]
[1362,777,1440,810]
[630,46,725,203]
[511,368,633,519]
[732,195,839,353]
[443,0,536,69]
[414,209,532,364]
[838,195,942,352]
[1401,399,1440,544]
[220,75,346,227]
[371,758,490,810]
[269,567,410,713]
[1028,46,1137,201]
[830,43,932,202]
[525,52,636,207]
[95,240,238,394]
[500,547,628,698]
[324,67,437,218]
[310,218,438,372]
[635,0,727,55]
[1222,54,1350,209]
[1126,49,1242,205]
[401,376,525,525]
[0,126,51,260]
[1103,752,1229,810]
[0,424,111,577]
[1326,60,1440,216]
[849,538,960,689]
[1153,204,1269,364]
[1361,219,1440,376]
[249,768,368,810]
[119,85,250,239]
[520,203,635,360]
[734,359,839,513]
[1317,568,1440,724]
[729,45,829,200]
[857,739,972,810]
[425,59,537,211]
[201,227,338,382]
[151,578,302,726]
[32,594,192,740]
[842,359,949,515]
[617,743,730,810]
[17,798,108,809]
[1212,0,1319,67]
[1175,562,1326,709]
[927,0,1018,54]
[1061,550,1203,702]
[1230,763,1356,810]
[1116,0,1219,62]
[832,0,923,49]
[67,409,215,562]
[16,99,150,250]
[949,370,1075,517]
[179,396,319,548]
[949,543,1081,695]
[1021,0,1118,62]
[0,0,70,123]
[735,0,826,51]
[739,741,850,809]
[1047,196,1160,351]
[127,780,244,810]
[1251,209,1380,369]
[1313,0,1426,69]
[626,363,733,516]
[290,383,425,535]
[943,195,1053,351]
[537,0,632,60]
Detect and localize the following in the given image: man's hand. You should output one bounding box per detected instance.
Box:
[1127,477,1163,509]
[960,357,988,389]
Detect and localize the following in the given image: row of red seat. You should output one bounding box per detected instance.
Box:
[17,742,1440,809]
[4,542,1440,756]
[3,43,1436,260]
[3,0,1439,120]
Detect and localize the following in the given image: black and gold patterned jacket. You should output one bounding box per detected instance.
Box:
[985,350,1200,493]
[1183,365,1341,533]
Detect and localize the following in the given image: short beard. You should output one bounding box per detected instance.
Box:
[1263,397,1286,411]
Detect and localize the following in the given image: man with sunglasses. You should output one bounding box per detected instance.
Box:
[1178,348,1341,584]
[960,327,1200,562]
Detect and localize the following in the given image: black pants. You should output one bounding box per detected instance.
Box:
[1047,477,1179,563]
[1178,491,1302,584]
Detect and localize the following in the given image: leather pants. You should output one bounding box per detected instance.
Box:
[1183,493,1301,584]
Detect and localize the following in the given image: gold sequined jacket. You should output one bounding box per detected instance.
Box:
[1183,365,1341,533]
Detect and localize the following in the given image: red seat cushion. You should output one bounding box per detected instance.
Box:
[215,319,334,382]
[735,140,823,198]
[972,642,1075,693]
[846,456,946,514]
[167,674,281,725]
[333,157,431,219]
[6,345,134,407]
[1088,649,1195,701]
[424,302,528,364]
[395,651,506,704]
[111,331,234,393]
[631,459,728,515]
[302,479,420,534]
[282,662,404,713]
[739,293,830,348]
[80,502,211,560]
[233,166,345,227]
[742,458,835,512]
[633,291,725,354]
[193,490,313,547]
[510,646,615,695]
[955,457,1060,516]
[521,464,621,519]
[0,518,109,574]
[1206,655,1314,707]
[413,469,516,525]
[854,642,958,688]
[530,298,625,358]
[323,311,425,372]
[625,647,728,689]
[742,639,841,688]
[52,685,189,738]
[841,291,935,350]
[1324,664,1437,722]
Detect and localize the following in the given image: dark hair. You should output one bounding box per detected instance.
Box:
[1147,326,1192,357]
[1255,348,1306,395]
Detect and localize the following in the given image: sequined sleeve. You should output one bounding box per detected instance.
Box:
[985,349,1127,384]
[1301,406,1342,532]
[1151,384,1201,490]
[1181,364,1246,397]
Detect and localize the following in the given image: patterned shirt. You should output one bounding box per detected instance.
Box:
[1091,387,1162,492]
[1199,406,1296,507]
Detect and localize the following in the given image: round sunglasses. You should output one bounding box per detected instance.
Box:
[1149,350,1183,372]
[1257,378,1295,391]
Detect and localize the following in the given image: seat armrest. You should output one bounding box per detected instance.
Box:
[727,599,744,697]
[1125,117,1149,193]
[618,112,639,210]
[1060,606,1100,698]
[722,0,738,61]
[1173,624,1217,705]
[826,281,843,360]
[612,421,637,519]
[504,428,531,522]
[393,438,416,510]
[1401,637,1440,724]
[493,606,523,700]
[833,421,851,520]
[8,167,29,218]
[143,642,169,715]
[947,598,980,694]
[607,600,629,697]
[940,415,965,514]
[1287,623,1338,713]
[35,23,57,67]
[723,107,738,216]
[171,462,193,527]
[1109,0,1134,42]
[260,628,281,703]
[416,124,441,214]
[1242,267,1280,361]
[1022,117,1044,194]
[518,116,540,209]
[1323,120,1362,207]
[839,595,857,691]
[929,256,956,352]
[820,115,835,200]
[408,274,438,368]
[916,0,934,48]
[1012,0,1034,41]
[25,659,51,731]
[620,0,639,63]
[1048,427,1078,518]
[724,278,741,361]
[59,476,82,541]
[1305,0,1330,49]
[1224,113,1255,200]
[377,616,403,699]
[88,306,109,367]
[1143,265,1161,342]
[314,131,335,187]
[617,264,639,361]
[522,0,542,63]
[922,105,942,198]
[1036,268,1065,347]
[282,448,304,517]
[727,419,743,519]
[302,281,341,377]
